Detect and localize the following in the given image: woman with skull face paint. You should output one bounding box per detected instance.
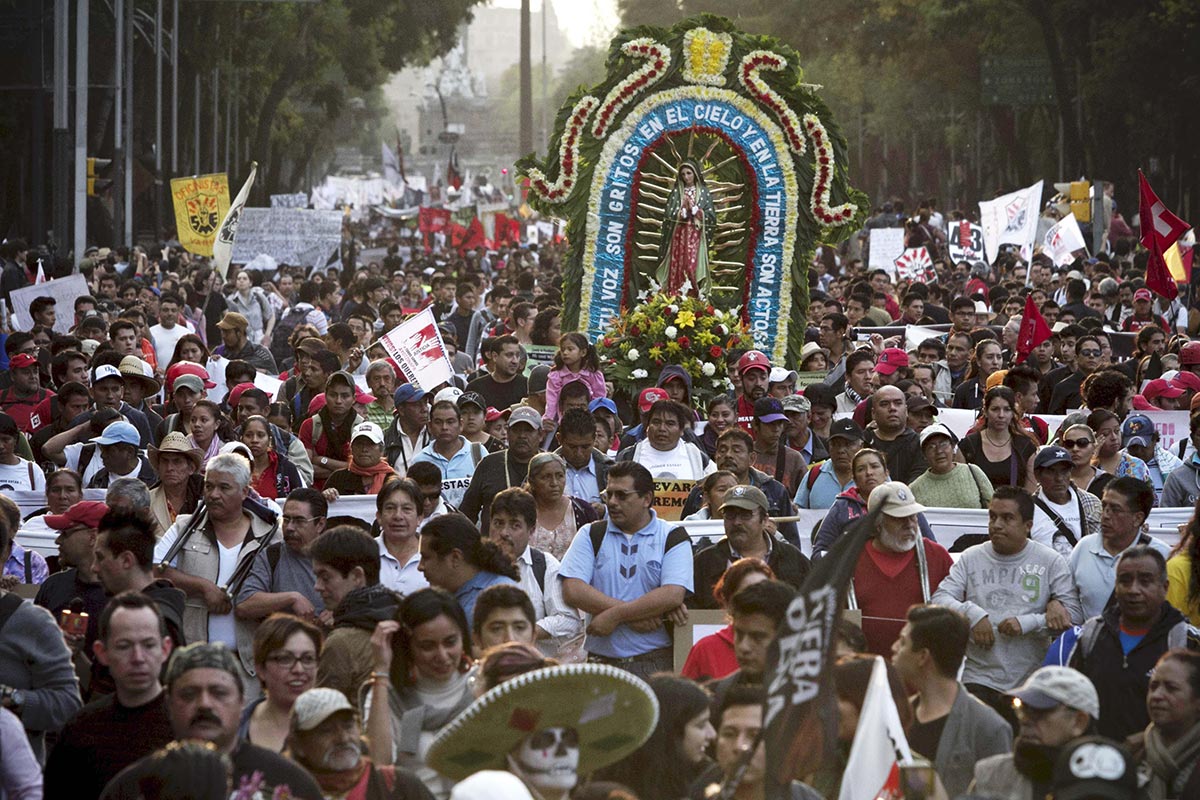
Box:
[365,588,475,799]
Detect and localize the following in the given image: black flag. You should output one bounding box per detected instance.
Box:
[763,505,881,796]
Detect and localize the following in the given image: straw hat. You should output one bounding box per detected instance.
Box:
[148,431,204,473]
[120,355,162,395]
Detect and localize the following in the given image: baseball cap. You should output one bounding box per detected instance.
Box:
[166,361,217,391]
[1035,445,1073,469]
[173,375,205,395]
[768,366,798,385]
[1007,666,1099,718]
[434,387,464,405]
[9,353,37,370]
[508,406,543,430]
[458,391,486,411]
[866,481,926,517]
[719,485,769,514]
[1050,737,1139,800]
[1133,288,1153,302]
[1171,371,1200,393]
[325,371,357,394]
[217,311,249,330]
[291,688,355,732]
[906,394,934,415]
[781,395,811,414]
[351,420,385,445]
[638,387,669,413]
[1120,413,1155,448]
[1180,341,1200,366]
[918,423,955,448]
[45,500,109,531]
[528,364,551,395]
[874,348,909,376]
[92,364,123,384]
[1142,378,1183,402]
[589,397,618,416]
[828,418,865,442]
[91,420,140,447]
[394,384,426,404]
[295,337,327,357]
[228,383,259,410]
[484,407,504,423]
[753,397,787,424]
[736,350,770,376]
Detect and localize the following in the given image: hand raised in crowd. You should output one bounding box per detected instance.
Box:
[971,616,995,648]
[1045,598,1072,633]
[323,488,340,504]
[997,617,1022,637]
[317,609,335,629]
[0,574,18,592]
[371,619,401,672]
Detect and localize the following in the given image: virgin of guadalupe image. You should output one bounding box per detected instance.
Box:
[655,159,717,297]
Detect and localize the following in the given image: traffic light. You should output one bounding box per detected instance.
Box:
[87,157,113,196]
[1069,180,1091,223]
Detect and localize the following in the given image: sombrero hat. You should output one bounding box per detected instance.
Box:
[426,664,659,782]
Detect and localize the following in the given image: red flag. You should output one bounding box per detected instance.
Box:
[1015,293,1051,364]
[417,207,451,234]
[1139,170,1190,300]
[447,150,463,191]
[494,213,511,245]
[447,221,469,249]
[460,218,487,253]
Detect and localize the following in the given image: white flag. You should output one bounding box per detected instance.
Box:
[377,307,453,392]
[1043,212,1088,267]
[382,141,402,185]
[838,657,912,800]
[979,180,1044,265]
[212,161,257,279]
[35,259,45,284]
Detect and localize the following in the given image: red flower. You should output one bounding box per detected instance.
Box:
[630,325,641,336]
[603,338,613,347]
[678,336,691,349]
[710,345,723,358]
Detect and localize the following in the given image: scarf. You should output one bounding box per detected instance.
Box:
[309,756,370,798]
[190,433,223,464]
[347,460,397,494]
[387,673,474,756]
[844,384,867,405]
[1145,721,1200,799]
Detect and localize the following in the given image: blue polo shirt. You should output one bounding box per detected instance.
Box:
[411,437,479,507]
[557,510,693,659]
[456,570,517,628]
[794,460,854,510]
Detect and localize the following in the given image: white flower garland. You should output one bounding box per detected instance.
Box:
[592,38,672,139]
[803,113,858,226]
[681,28,732,86]
[527,94,600,203]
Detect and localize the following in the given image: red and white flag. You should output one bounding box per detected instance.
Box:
[893,247,936,283]
[35,259,46,284]
[837,657,911,800]
[1139,170,1190,300]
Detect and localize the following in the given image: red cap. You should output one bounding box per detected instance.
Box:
[354,386,377,405]
[228,382,258,410]
[1131,395,1156,411]
[165,361,217,391]
[737,350,771,375]
[45,500,109,531]
[1171,372,1200,393]
[485,406,503,422]
[1143,378,1184,401]
[875,348,910,376]
[308,393,327,415]
[1134,288,1153,303]
[638,387,670,413]
[9,353,37,370]
[1181,341,1200,366]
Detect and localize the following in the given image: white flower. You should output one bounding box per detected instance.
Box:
[627,349,640,361]
[632,368,649,379]
[665,326,678,339]
[701,362,716,376]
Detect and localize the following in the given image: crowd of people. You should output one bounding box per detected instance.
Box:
[0,197,1197,800]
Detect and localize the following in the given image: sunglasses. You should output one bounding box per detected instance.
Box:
[1062,438,1093,449]
[1077,349,1102,357]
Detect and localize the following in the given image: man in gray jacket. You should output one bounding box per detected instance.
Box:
[891,604,1012,797]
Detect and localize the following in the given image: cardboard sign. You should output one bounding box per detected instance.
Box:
[792,371,828,389]
[230,207,343,268]
[10,274,90,334]
[948,220,984,262]
[653,479,697,521]
[868,228,906,275]
[893,246,936,282]
[377,307,453,392]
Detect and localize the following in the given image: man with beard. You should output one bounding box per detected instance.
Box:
[932,487,1082,727]
[236,488,329,623]
[99,642,322,800]
[287,688,433,800]
[863,385,927,483]
[734,350,771,431]
[968,666,1098,800]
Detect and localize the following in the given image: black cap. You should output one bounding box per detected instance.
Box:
[457,391,486,411]
[1050,737,1138,800]
[752,397,787,423]
[906,394,934,413]
[828,419,865,442]
[1035,445,1073,470]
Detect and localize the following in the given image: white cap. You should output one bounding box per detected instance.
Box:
[93,364,122,383]
[291,688,355,732]
[434,387,464,405]
[351,420,385,445]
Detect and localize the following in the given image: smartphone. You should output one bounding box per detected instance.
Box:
[61,609,89,637]
[900,759,936,800]
[856,333,872,342]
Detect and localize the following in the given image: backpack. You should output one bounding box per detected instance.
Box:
[586,520,690,558]
[270,306,311,366]
[531,548,547,593]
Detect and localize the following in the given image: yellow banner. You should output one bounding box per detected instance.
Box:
[653,479,697,522]
[171,173,230,257]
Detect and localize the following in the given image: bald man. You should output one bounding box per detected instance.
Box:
[862,385,928,482]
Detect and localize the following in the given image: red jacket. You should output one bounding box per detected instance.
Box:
[681,625,737,682]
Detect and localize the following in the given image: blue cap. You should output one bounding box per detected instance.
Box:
[393,384,426,405]
[588,397,618,415]
[1121,414,1155,448]
[90,420,141,447]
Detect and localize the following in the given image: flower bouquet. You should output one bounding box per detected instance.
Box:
[595,292,755,405]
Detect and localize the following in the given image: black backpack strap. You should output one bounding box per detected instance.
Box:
[266,542,283,580]
[531,548,547,593]
[589,521,607,557]
[665,526,691,553]
[0,592,23,634]
[23,549,32,583]
[1032,494,1079,548]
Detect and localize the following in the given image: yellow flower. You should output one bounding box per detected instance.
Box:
[696,331,717,347]
[665,341,682,355]
[648,346,664,360]
[675,310,696,328]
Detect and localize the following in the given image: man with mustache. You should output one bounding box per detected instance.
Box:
[100,641,322,800]
[236,488,329,625]
[287,687,433,800]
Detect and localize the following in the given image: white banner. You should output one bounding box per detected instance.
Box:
[269,192,308,209]
[213,162,257,279]
[9,274,89,334]
[979,179,1043,264]
[377,307,453,392]
[1043,211,1088,266]
[868,228,906,275]
[948,220,984,262]
[1142,410,1191,455]
[230,207,343,268]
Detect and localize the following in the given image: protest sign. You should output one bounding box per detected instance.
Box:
[979,180,1043,263]
[253,371,284,401]
[904,325,943,351]
[377,307,453,392]
[269,192,308,209]
[792,371,827,389]
[1043,212,1088,266]
[1143,410,1190,455]
[523,344,557,377]
[868,228,905,275]
[229,207,343,268]
[170,173,230,257]
[652,480,696,521]
[948,220,984,262]
[893,246,936,282]
[10,274,89,334]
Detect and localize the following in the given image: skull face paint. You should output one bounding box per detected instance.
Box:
[510,727,580,793]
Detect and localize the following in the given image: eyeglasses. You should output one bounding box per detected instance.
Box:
[1077,349,1102,357]
[281,515,322,526]
[266,653,318,669]
[1061,438,1093,449]
[601,489,642,502]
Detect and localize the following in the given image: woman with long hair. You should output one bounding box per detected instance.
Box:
[365,588,476,799]
[1089,408,1152,482]
[956,387,1038,491]
[681,557,775,682]
[683,470,738,521]
[1060,423,1111,498]
[168,333,210,369]
[700,395,737,458]
[224,269,274,346]
[656,159,716,296]
[239,614,322,752]
[525,452,598,560]
[531,306,562,347]
[417,514,519,626]
[188,400,231,467]
[595,675,716,800]
[1167,498,1200,626]
[951,338,1003,411]
[240,415,304,500]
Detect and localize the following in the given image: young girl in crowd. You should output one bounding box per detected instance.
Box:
[189,400,230,466]
[544,332,605,422]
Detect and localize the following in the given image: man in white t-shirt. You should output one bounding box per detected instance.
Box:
[148,292,193,370]
[615,399,715,480]
[0,412,45,492]
[1031,445,1100,557]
